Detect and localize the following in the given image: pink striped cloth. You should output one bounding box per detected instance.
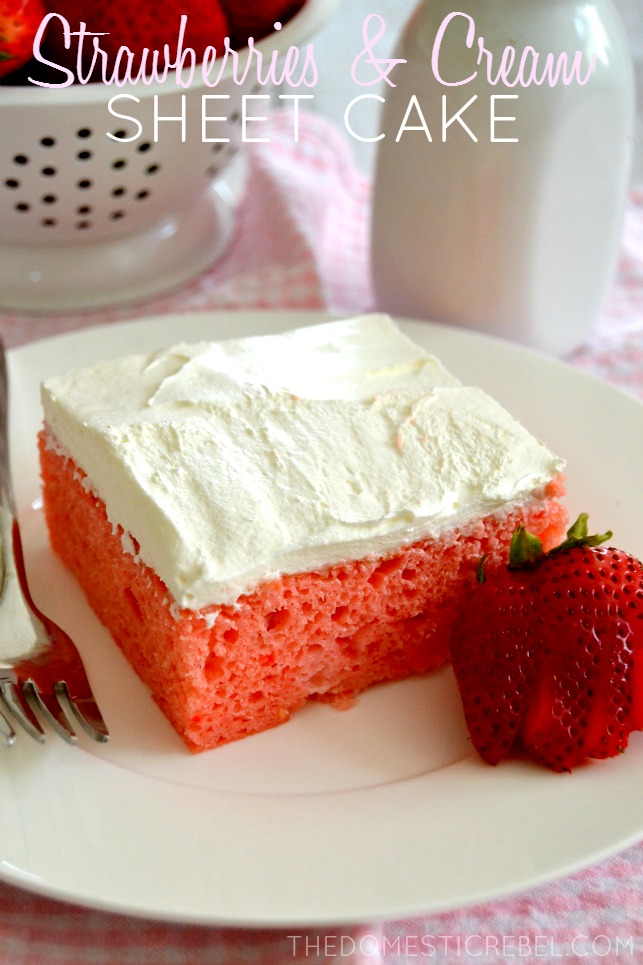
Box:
[0,110,642,964]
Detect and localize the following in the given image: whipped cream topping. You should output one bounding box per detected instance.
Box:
[41,314,564,609]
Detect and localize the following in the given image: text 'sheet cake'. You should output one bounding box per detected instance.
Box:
[39,314,567,751]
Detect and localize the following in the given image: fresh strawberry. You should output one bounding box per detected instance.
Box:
[221,0,303,46]
[449,514,643,772]
[0,0,45,79]
[41,0,229,78]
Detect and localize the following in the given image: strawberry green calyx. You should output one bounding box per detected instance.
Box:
[478,513,613,581]
[476,555,488,584]
[508,525,544,569]
[552,512,612,553]
[504,513,612,573]
[479,525,546,580]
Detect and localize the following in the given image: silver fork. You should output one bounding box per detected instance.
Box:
[0,341,109,746]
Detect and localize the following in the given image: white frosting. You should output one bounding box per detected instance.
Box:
[41,314,564,609]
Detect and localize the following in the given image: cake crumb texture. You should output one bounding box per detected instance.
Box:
[40,434,567,752]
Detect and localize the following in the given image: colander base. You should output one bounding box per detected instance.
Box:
[0,180,238,313]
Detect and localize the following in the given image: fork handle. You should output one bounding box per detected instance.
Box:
[0,342,51,657]
[0,341,18,610]
[0,342,44,614]
[0,340,16,515]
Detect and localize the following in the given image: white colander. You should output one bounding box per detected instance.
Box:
[0,0,337,311]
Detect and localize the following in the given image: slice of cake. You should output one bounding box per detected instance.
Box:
[39,314,567,752]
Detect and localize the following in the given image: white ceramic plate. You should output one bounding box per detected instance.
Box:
[2,310,643,926]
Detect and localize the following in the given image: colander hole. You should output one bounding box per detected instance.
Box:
[41,166,56,177]
[110,211,125,220]
[76,128,92,138]
[76,220,91,229]
[145,164,160,175]
[42,218,57,226]
[77,179,92,189]
[137,142,152,153]
[112,130,128,139]
[211,143,225,153]
[112,159,127,170]
[135,190,149,200]
[230,111,240,123]
[77,150,92,161]
[40,137,56,147]
[15,202,30,211]
[13,155,29,166]
[111,186,126,196]
[41,194,57,204]
[76,205,92,214]
[4,179,19,188]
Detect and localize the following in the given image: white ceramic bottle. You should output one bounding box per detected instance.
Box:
[370,0,635,355]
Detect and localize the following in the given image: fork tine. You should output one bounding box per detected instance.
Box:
[55,682,109,743]
[23,681,77,744]
[0,679,45,744]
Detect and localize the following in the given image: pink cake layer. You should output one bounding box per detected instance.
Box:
[40,432,567,752]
